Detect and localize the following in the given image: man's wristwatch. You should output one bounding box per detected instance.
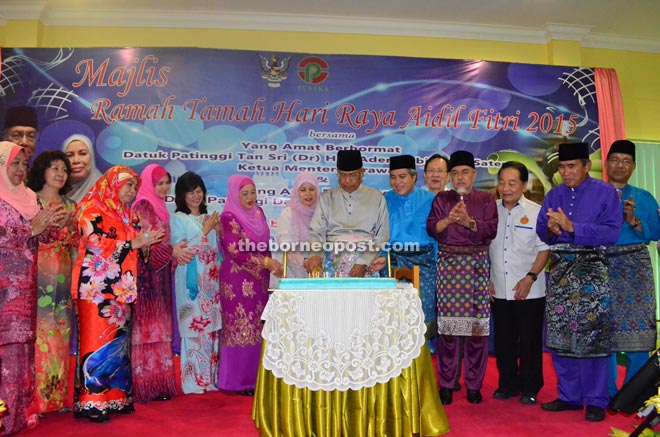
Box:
[466,218,477,231]
[526,272,538,282]
[633,217,642,228]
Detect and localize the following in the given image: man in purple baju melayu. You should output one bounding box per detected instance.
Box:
[427,150,498,406]
[536,142,622,422]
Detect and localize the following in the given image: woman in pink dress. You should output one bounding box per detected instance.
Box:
[131,164,181,402]
[0,142,67,434]
[217,175,283,395]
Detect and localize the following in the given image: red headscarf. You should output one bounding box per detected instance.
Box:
[222,174,270,243]
[0,141,40,220]
[77,165,141,229]
[134,164,170,224]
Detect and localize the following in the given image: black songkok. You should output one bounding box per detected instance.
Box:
[3,106,38,130]
[389,154,416,171]
[337,150,363,171]
[558,142,589,161]
[608,140,635,161]
[448,150,475,170]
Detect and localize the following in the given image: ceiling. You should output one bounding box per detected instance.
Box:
[2,0,660,53]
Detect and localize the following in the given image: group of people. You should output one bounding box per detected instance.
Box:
[0,102,657,435]
[0,106,287,434]
[288,142,659,426]
[423,141,659,425]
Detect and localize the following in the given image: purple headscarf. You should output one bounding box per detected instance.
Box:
[222,174,270,243]
[287,172,319,242]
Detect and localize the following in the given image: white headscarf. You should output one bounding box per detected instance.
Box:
[62,134,103,203]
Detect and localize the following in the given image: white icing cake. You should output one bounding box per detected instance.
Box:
[278,277,397,290]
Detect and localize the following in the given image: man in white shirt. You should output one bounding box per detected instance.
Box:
[489,161,549,405]
[306,149,389,277]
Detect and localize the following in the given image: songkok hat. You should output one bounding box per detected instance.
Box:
[337,150,363,171]
[3,106,38,131]
[448,150,475,170]
[389,154,416,171]
[558,142,589,161]
[608,139,635,161]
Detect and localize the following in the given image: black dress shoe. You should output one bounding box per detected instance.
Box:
[439,388,453,405]
[493,388,521,400]
[152,394,171,401]
[238,389,255,396]
[585,405,606,422]
[117,404,135,415]
[541,398,582,412]
[88,410,110,423]
[520,394,537,405]
[467,389,482,404]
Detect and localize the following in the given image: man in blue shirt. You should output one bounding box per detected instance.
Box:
[604,139,660,396]
[369,154,437,343]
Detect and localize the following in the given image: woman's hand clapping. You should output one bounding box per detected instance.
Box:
[131,227,165,250]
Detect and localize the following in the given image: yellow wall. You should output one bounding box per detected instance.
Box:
[2,20,659,142]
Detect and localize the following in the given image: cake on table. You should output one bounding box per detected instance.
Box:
[277,277,397,290]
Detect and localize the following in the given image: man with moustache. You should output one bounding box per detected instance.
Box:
[369,154,437,345]
[426,150,498,405]
[424,152,464,383]
[2,106,39,161]
[489,161,549,406]
[306,149,389,277]
[536,142,621,422]
[604,139,660,396]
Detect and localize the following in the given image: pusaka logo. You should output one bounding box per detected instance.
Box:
[297,56,329,85]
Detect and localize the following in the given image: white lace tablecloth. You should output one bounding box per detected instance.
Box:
[261,283,426,391]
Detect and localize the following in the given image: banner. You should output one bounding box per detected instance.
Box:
[0,47,601,229]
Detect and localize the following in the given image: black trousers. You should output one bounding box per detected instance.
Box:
[492,297,545,396]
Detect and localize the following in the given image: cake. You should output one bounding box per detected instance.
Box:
[278,277,397,290]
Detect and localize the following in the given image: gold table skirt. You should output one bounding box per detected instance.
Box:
[252,342,449,437]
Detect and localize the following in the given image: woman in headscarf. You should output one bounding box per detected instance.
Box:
[72,165,164,423]
[63,134,102,203]
[170,171,221,394]
[218,174,283,395]
[275,171,320,278]
[26,151,77,416]
[131,164,184,403]
[0,142,67,435]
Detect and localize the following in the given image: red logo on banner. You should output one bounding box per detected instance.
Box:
[297,57,329,85]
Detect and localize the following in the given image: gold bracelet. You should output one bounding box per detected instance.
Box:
[264,257,270,269]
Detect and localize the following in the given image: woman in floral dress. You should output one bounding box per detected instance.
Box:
[26,151,78,414]
[72,166,164,423]
[171,171,221,394]
[217,175,283,395]
[0,142,67,435]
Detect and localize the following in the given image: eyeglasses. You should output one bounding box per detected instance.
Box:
[337,171,361,180]
[8,130,37,143]
[425,169,446,175]
[609,158,633,167]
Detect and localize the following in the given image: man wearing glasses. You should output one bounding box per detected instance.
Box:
[604,139,660,398]
[2,106,39,161]
[423,154,450,194]
[306,149,389,277]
